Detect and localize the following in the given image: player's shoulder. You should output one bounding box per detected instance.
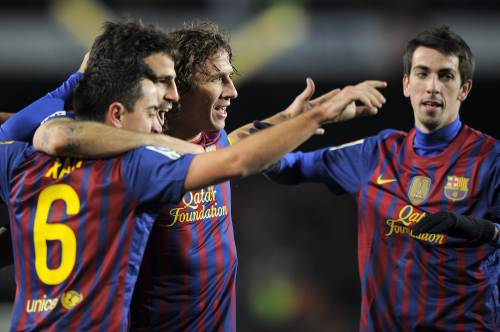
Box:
[0,140,32,152]
[124,145,187,162]
[376,128,408,140]
[0,141,35,172]
[40,110,75,125]
[463,125,499,154]
[343,129,407,149]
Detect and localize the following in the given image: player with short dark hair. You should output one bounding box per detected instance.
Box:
[264,26,499,331]
[1,58,194,332]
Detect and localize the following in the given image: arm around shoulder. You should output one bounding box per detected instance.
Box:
[33,118,204,158]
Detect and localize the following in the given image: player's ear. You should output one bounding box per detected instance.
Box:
[403,74,410,97]
[106,102,127,128]
[458,79,472,102]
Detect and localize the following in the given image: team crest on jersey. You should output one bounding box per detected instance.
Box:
[444,175,469,201]
[407,176,431,205]
[61,290,83,310]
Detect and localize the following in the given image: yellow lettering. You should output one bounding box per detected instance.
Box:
[45,159,62,179]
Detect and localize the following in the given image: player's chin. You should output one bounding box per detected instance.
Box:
[210,118,226,131]
[420,118,441,132]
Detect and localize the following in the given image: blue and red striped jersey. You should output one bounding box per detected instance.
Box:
[0,141,194,332]
[130,129,237,332]
[266,125,500,332]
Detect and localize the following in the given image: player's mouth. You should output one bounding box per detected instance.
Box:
[213,104,229,120]
[420,99,444,113]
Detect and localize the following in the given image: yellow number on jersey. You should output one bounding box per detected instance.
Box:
[33,184,79,285]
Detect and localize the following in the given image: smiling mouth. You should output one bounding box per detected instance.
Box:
[214,105,228,118]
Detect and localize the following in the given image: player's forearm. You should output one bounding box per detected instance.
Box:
[233,111,321,176]
[34,119,204,158]
[185,110,322,191]
[228,112,289,144]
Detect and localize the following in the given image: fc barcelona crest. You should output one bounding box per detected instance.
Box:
[444,175,469,201]
[408,176,431,205]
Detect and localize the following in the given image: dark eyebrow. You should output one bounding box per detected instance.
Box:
[155,75,175,83]
[438,68,457,75]
[413,65,430,72]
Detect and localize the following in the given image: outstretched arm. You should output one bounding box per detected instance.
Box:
[34,118,204,158]
[228,79,386,143]
[185,79,387,191]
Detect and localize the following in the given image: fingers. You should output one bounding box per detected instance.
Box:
[342,80,387,113]
[79,52,90,74]
[295,78,315,103]
[358,81,387,111]
[355,106,378,117]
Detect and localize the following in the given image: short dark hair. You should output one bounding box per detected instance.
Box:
[168,21,233,95]
[88,19,175,74]
[73,59,150,122]
[403,26,475,84]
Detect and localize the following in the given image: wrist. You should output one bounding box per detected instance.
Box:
[303,107,327,128]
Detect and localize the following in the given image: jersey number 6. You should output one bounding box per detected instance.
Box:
[33,184,79,285]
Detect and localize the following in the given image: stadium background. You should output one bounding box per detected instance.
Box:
[0,0,498,330]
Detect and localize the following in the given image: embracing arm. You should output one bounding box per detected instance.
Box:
[33,118,204,158]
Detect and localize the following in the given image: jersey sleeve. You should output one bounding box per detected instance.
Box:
[0,141,33,202]
[0,72,82,142]
[264,136,380,194]
[121,146,195,210]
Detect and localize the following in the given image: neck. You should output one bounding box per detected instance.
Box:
[165,117,202,142]
[413,117,462,157]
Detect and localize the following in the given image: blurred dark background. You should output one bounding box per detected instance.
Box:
[0,0,498,331]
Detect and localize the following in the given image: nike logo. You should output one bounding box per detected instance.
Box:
[376,175,397,185]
